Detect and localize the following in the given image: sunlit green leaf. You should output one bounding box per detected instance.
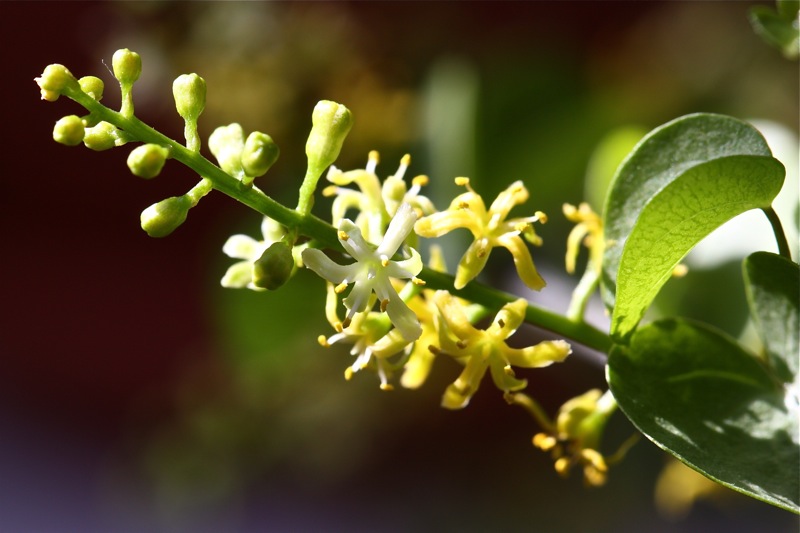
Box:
[602,113,773,314]
[743,251,799,383]
[607,318,800,513]
[611,155,785,340]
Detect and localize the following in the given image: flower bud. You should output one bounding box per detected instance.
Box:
[112,48,142,85]
[305,100,353,175]
[172,73,206,121]
[35,64,79,101]
[79,76,104,101]
[83,121,124,151]
[208,123,245,177]
[252,242,294,290]
[127,144,169,179]
[140,195,192,238]
[53,115,85,146]
[241,131,280,178]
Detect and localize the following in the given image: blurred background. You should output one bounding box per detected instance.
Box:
[1,1,797,532]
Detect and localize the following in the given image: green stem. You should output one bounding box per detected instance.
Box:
[566,265,600,323]
[762,206,792,261]
[62,86,613,354]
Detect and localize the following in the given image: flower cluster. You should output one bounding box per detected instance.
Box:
[223,151,571,408]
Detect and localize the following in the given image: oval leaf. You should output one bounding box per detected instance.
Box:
[607,318,800,513]
[743,251,799,383]
[611,155,785,340]
[602,113,773,312]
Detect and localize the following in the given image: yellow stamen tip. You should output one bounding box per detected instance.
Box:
[536,211,548,224]
[344,367,354,380]
[322,185,338,197]
[334,281,349,294]
[380,383,395,391]
[381,256,390,267]
[412,174,429,187]
[554,457,572,477]
[401,153,411,166]
[338,230,349,241]
[454,177,470,187]
[317,335,329,347]
[533,433,557,451]
[503,364,515,376]
[368,150,380,163]
[412,277,426,286]
[334,322,344,333]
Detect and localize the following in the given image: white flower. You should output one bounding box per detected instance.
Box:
[302,202,424,341]
[220,216,286,289]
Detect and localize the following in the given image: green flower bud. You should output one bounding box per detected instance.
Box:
[208,123,245,177]
[241,131,280,178]
[35,64,79,101]
[79,76,104,101]
[127,144,169,179]
[53,115,85,146]
[252,242,294,290]
[112,48,142,85]
[172,73,206,121]
[306,100,353,175]
[140,195,192,238]
[83,121,124,151]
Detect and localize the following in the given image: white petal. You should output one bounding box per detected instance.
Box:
[222,234,262,260]
[220,261,253,288]
[377,202,417,257]
[301,248,357,284]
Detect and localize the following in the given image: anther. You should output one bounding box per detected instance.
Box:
[338,230,349,241]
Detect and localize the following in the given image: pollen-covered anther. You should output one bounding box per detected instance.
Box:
[581,449,608,472]
[412,277,426,286]
[554,457,572,477]
[533,433,557,452]
[428,345,441,355]
[498,318,506,328]
[458,201,470,210]
[514,222,529,233]
[380,299,390,312]
[322,185,338,197]
[380,383,395,391]
[412,174,429,187]
[337,230,349,241]
[342,317,352,329]
[503,364,515,377]
[456,339,468,349]
[536,211,548,223]
[334,281,349,294]
[344,367,354,381]
[334,322,344,333]
[380,255,390,267]
[454,176,471,188]
[318,335,330,347]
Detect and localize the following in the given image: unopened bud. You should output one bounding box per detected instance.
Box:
[253,242,294,290]
[242,131,279,178]
[112,48,142,85]
[172,73,206,121]
[79,76,104,101]
[127,144,169,179]
[53,115,85,146]
[83,121,124,151]
[305,100,353,175]
[140,195,192,238]
[35,64,79,101]
[208,123,245,177]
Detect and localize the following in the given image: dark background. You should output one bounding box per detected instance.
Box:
[2,2,797,532]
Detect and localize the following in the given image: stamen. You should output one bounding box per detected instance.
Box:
[412,277,426,286]
[342,316,352,329]
[554,457,572,477]
[317,335,330,347]
[456,339,467,349]
[334,322,344,333]
[380,383,395,391]
[338,230,349,241]
[428,345,441,355]
[503,364,515,376]
[380,255,390,267]
[454,177,470,187]
[344,367,354,381]
[367,150,379,174]
[535,211,548,224]
[380,299,389,312]
[334,281,349,294]
[533,433,557,451]
[322,185,338,197]
[412,174,429,187]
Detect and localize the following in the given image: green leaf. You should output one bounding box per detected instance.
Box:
[749,4,800,59]
[743,252,799,384]
[602,114,774,315]
[611,155,785,340]
[607,318,800,513]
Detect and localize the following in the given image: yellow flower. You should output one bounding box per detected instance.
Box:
[415,178,546,290]
[562,202,603,275]
[432,291,571,409]
[523,388,638,487]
